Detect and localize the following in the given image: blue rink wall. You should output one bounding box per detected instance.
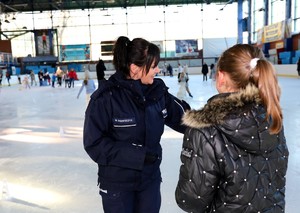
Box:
[5,64,299,85]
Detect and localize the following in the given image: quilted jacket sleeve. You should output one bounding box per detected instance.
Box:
[175,127,220,213]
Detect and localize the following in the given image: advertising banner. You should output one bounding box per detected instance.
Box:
[263,21,285,43]
[34,29,54,56]
[175,39,198,57]
[60,44,90,61]
[262,19,292,43]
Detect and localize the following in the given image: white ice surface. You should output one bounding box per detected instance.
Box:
[0,75,299,212]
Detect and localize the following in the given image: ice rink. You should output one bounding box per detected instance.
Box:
[0,74,299,213]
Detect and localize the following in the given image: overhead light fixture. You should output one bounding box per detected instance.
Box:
[219,0,234,11]
[4,14,10,23]
[11,13,16,20]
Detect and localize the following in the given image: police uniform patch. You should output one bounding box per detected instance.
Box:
[112,117,136,127]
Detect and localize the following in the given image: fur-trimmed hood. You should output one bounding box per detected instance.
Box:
[182,84,281,153]
[183,84,261,129]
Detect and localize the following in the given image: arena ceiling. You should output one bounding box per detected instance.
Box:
[0,0,235,13]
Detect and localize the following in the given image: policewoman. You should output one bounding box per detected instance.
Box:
[84,36,190,213]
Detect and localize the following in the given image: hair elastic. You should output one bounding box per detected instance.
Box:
[250,58,260,70]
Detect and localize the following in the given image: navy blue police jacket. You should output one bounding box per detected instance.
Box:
[84,72,190,190]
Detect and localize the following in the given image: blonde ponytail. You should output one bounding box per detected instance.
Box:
[217,44,283,134]
[256,60,282,134]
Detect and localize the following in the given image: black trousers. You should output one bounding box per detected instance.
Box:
[100,179,161,213]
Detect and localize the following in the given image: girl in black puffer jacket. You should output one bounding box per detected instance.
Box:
[176,44,289,213]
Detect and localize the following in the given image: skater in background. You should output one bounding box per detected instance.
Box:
[6,71,11,86]
[77,71,96,106]
[17,75,21,84]
[177,71,187,99]
[297,57,300,77]
[177,63,183,81]
[167,63,173,77]
[209,63,216,80]
[162,63,167,76]
[38,70,44,86]
[0,71,3,87]
[177,65,193,98]
[22,75,30,89]
[56,66,63,86]
[51,72,57,88]
[183,64,193,97]
[68,68,76,88]
[30,70,37,86]
[44,72,51,86]
[96,58,106,88]
[201,62,209,81]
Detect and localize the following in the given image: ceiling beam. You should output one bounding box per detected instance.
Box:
[0,2,19,12]
[0,0,234,13]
